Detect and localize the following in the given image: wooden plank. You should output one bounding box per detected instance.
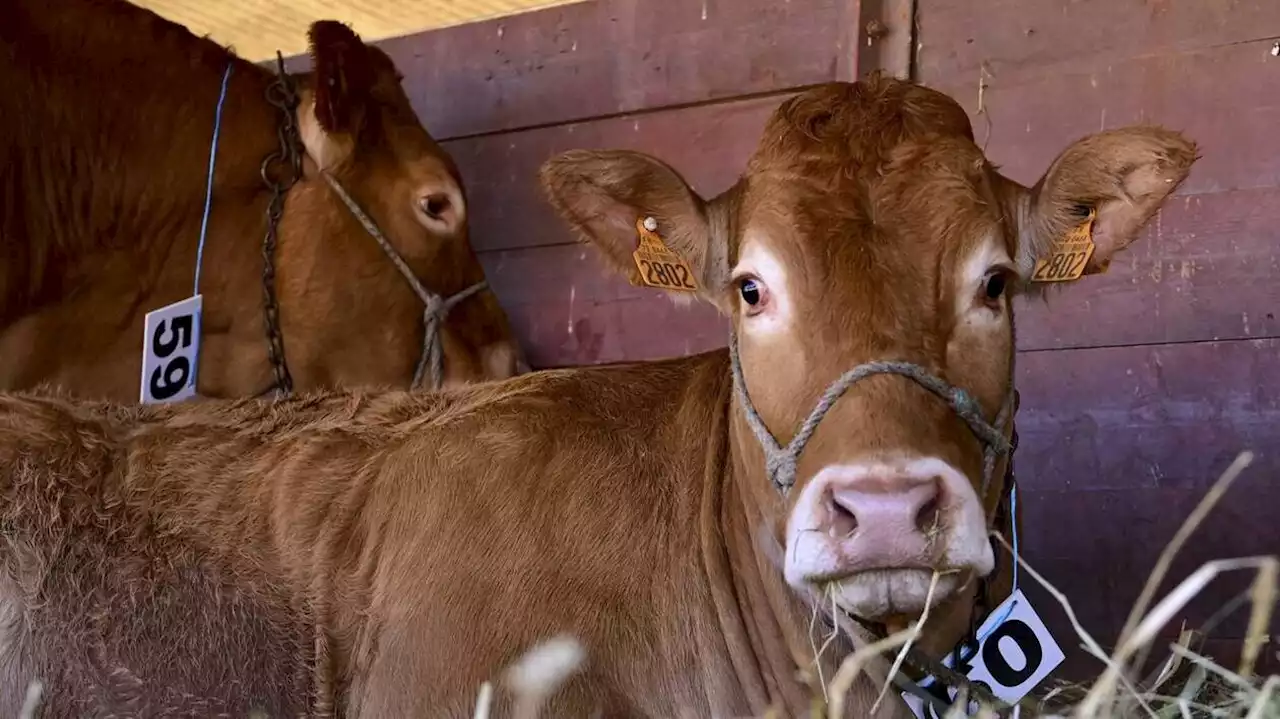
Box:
[371,0,861,140]
[1021,485,1279,633]
[447,93,788,254]
[853,0,914,80]
[1014,339,1280,493]
[924,39,1280,197]
[480,244,726,367]
[1014,187,1280,351]
[917,0,1280,84]
[1020,484,1279,679]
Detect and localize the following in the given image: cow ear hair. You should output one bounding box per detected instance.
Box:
[1009,126,1197,290]
[539,149,729,311]
[307,20,374,137]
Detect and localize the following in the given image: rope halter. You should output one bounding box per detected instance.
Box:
[321,172,490,391]
[727,331,1015,499]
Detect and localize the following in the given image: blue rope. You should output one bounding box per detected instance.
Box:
[977,481,1020,642]
[194,63,234,296]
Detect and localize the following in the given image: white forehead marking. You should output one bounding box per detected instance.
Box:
[957,231,1012,326]
[734,229,792,335]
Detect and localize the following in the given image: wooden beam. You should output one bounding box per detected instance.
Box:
[855,0,915,80]
[366,0,861,139]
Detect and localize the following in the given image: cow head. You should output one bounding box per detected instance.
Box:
[540,75,1195,640]
[279,21,526,390]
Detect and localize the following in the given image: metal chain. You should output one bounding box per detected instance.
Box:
[257,51,303,398]
[250,52,484,398]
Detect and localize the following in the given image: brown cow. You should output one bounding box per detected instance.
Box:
[0,0,526,403]
[0,74,1195,717]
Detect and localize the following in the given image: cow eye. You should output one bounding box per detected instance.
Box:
[981,270,1009,307]
[985,274,1006,299]
[738,277,767,314]
[419,193,451,221]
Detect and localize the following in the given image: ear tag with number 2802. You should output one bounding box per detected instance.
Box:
[631,216,698,292]
[139,295,202,404]
[1031,208,1096,283]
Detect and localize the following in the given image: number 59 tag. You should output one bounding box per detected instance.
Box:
[139,295,202,404]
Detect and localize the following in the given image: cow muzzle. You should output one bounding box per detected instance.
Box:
[727,332,1014,622]
[783,457,995,619]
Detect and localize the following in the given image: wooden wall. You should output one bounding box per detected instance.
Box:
[309,0,1277,680]
[914,0,1280,677]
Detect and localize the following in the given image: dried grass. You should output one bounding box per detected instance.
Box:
[815,449,1280,719]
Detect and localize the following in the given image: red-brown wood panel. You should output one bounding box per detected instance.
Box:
[480,244,726,367]
[914,0,1280,355]
[917,0,1280,84]
[1015,188,1280,351]
[925,40,1280,197]
[448,38,1280,357]
[1013,339,1280,678]
[281,0,1280,685]
[272,0,1280,687]
[446,93,788,254]
[1015,340,1280,495]
[917,0,1280,675]
[377,0,861,139]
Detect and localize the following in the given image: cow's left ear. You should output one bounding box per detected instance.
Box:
[539,149,733,311]
[299,20,375,169]
[1007,126,1198,283]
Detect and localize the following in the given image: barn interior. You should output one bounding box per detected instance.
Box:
[39,0,1280,714]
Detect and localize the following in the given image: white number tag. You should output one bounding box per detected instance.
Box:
[139,295,203,404]
[902,589,1065,718]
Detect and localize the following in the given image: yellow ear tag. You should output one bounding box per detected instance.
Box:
[631,216,698,292]
[1031,208,1097,283]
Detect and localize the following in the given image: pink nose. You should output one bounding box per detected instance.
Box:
[823,471,944,568]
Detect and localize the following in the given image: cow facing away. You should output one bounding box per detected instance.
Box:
[0,75,1195,717]
[0,0,526,402]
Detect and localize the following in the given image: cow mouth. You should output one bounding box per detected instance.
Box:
[815,567,968,623]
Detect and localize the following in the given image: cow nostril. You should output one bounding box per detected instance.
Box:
[915,492,942,534]
[827,493,858,537]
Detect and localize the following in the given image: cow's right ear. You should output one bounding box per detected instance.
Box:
[539,149,729,310]
[298,20,375,170]
[1007,125,1197,287]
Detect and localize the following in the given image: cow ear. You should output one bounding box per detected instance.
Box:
[1010,126,1197,285]
[539,150,731,311]
[299,20,375,169]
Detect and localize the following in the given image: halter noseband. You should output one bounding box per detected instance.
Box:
[321,173,490,391]
[728,330,1022,710]
[727,331,1014,497]
[255,54,488,398]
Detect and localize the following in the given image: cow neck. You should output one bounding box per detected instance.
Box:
[717,380,907,717]
[251,54,489,400]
